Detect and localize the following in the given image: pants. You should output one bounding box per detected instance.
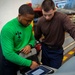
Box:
[1,56,19,75]
[41,43,64,69]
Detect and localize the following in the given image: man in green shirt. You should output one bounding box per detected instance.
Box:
[0,4,39,75]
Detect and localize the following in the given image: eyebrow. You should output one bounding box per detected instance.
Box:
[43,14,52,16]
[25,19,32,22]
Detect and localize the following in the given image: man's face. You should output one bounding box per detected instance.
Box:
[18,14,34,27]
[42,9,55,21]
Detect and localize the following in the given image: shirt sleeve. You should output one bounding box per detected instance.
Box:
[34,20,42,40]
[29,26,36,47]
[1,26,32,67]
[62,15,75,39]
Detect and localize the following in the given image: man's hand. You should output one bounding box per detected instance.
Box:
[30,61,39,70]
[21,45,31,54]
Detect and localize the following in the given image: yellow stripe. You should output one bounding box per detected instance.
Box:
[63,56,68,61]
[68,51,74,55]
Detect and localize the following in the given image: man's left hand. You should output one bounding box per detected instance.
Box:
[21,45,31,54]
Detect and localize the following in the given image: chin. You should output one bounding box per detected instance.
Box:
[24,25,29,27]
[46,19,51,21]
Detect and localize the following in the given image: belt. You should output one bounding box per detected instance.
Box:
[48,45,62,50]
[42,43,62,50]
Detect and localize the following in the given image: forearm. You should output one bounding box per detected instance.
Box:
[3,50,32,67]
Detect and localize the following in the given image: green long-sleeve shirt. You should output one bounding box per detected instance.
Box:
[1,18,36,67]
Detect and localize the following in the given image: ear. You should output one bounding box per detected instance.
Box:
[18,14,22,21]
[53,8,56,13]
[54,8,56,12]
[18,14,21,18]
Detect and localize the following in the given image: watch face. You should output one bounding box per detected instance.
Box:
[26,65,51,75]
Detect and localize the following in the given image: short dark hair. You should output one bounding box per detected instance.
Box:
[19,4,34,15]
[41,0,55,12]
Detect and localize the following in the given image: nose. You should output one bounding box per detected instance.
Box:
[45,15,50,20]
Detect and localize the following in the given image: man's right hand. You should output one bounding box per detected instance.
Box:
[30,61,39,70]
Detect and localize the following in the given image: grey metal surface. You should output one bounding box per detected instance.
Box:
[63,35,74,48]
[49,56,75,75]
[56,56,75,73]
[49,72,75,75]
[19,48,37,58]
[57,8,75,14]
[63,32,75,54]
